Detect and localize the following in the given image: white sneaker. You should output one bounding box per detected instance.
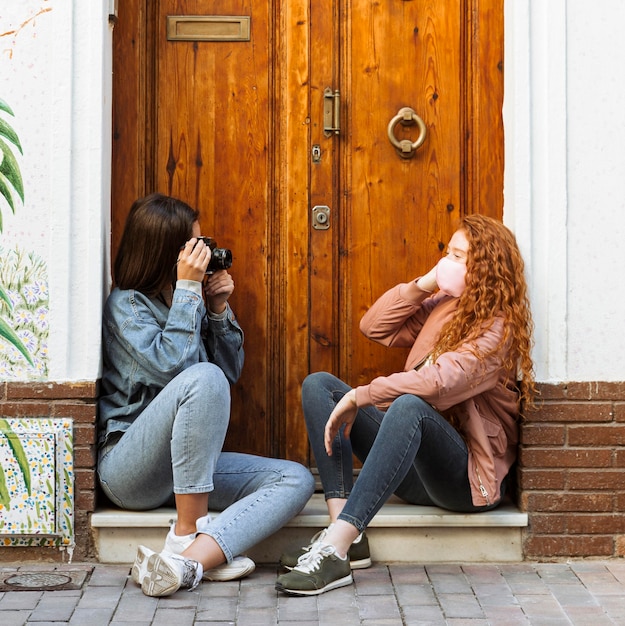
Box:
[203,556,256,581]
[141,551,203,597]
[163,513,212,554]
[165,514,255,581]
[131,545,155,585]
[164,525,195,553]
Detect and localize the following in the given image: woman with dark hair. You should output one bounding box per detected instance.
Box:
[98,193,314,597]
[276,214,535,596]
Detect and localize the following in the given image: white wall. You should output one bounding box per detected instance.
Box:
[504,0,625,383]
[2,1,623,386]
[0,1,111,382]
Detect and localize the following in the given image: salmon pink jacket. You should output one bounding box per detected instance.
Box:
[354,279,520,507]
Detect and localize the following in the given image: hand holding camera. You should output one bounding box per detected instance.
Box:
[177,236,233,282]
[191,237,234,315]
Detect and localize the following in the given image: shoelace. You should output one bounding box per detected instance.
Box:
[302,528,326,550]
[294,543,335,574]
[176,556,202,591]
[295,523,334,563]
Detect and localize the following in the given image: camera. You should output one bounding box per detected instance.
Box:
[196,237,233,273]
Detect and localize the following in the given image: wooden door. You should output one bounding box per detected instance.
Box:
[111,0,503,464]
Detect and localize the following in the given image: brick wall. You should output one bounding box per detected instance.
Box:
[519,382,625,559]
[0,381,98,562]
[1,379,623,562]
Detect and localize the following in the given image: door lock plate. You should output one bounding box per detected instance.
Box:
[312,205,330,230]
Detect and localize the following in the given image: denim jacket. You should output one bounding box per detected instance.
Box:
[98,283,244,446]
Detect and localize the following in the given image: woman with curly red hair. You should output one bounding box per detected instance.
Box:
[276,214,535,596]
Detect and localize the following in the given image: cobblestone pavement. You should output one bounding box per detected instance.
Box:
[0,560,624,625]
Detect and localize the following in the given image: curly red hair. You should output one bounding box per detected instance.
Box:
[432,214,536,411]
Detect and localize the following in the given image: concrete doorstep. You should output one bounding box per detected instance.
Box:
[91,494,527,564]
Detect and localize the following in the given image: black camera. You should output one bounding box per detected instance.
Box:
[196,237,233,273]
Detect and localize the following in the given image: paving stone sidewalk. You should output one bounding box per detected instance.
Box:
[0,560,624,625]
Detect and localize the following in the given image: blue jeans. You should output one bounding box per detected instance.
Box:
[98,363,315,561]
[302,372,496,533]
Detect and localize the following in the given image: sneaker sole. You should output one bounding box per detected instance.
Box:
[131,545,153,585]
[203,558,256,581]
[275,572,353,596]
[350,556,372,569]
[141,553,182,597]
[283,556,371,571]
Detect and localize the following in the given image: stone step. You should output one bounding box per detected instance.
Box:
[91,494,527,564]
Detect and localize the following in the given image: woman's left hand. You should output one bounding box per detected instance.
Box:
[324,389,358,456]
[203,270,234,315]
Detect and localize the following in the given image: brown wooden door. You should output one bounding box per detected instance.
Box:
[111,0,503,465]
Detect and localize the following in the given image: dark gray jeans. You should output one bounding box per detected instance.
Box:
[302,372,499,533]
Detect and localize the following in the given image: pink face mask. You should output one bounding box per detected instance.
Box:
[436,257,467,297]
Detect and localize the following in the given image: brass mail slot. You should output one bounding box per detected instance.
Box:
[167,16,251,42]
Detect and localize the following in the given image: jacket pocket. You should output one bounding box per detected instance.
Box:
[482,417,506,456]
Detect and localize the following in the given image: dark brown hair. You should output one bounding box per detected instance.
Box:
[114,193,199,296]
[432,214,536,409]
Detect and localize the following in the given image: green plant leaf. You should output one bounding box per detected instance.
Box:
[0,99,14,116]
[0,284,12,309]
[0,136,24,202]
[0,118,22,154]
[0,316,34,365]
[0,171,15,222]
[0,462,11,510]
[0,419,32,497]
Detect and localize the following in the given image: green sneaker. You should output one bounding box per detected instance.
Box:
[280,528,371,570]
[345,531,372,569]
[275,543,353,596]
[279,528,329,570]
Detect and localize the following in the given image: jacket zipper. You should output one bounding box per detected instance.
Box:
[474,464,491,506]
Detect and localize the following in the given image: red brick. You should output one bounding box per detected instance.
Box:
[567,514,625,534]
[533,383,568,402]
[565,381,625,401]
[527,402,613,424]
[73,424,96,445]
[6,381,97,400]
[520,424,566,446]
[527,513,568,534]
[524,535,614,558]
[567,425,625,446]
[0,401,54,417]
[51,403,96,422]
[524,492,613,513]
[519,448,612,468]
[76,490,96,512]
[518,469,566,490]
[75,469,96,490]
[74,446,96,468]
[615,450,625,467]
[616,535,625,556]
[567,469,624,490]
[615,403,625,422]
[615,493,625,511]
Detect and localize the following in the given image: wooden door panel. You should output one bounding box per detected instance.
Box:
[112,0,503,467]
[155,0,273,456]
[343,0,463,386]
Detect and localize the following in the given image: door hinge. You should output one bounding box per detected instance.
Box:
[323,88,340,136]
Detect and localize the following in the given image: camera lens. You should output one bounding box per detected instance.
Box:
[207,247,233,272]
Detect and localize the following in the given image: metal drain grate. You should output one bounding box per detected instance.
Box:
[0,568,92,591]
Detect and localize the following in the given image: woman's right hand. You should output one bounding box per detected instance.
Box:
[177,238,211,283]
[324,389,358,456]
[416,265,438,292]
